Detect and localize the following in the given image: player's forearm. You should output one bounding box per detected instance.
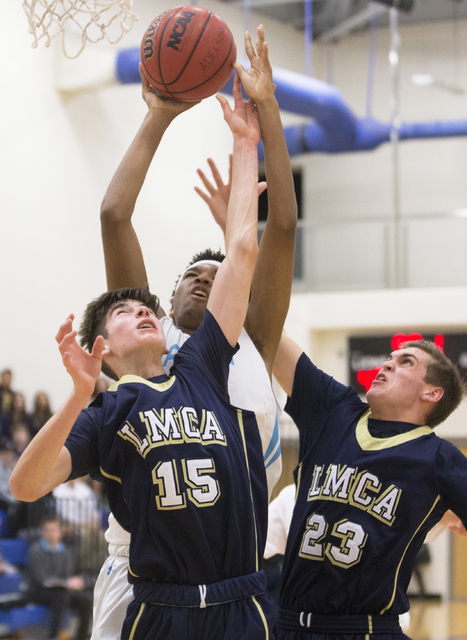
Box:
[257,98,297,231]
[272,332,302,398]
[210,136,258,346]
[9,389,85,502]
[243,99,296,370]
[225,136,259,262]
[100,107,174,292]
[100,108,175,224]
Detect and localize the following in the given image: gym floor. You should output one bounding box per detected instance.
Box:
[406,599,467,640]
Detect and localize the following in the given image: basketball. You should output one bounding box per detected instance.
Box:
[140,5,236,102]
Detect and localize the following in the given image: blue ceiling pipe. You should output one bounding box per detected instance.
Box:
[116,47,467,160]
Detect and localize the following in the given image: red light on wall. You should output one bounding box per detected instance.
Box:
[434,334,444,353]
[357,367,382,392]
[391,333,423,350]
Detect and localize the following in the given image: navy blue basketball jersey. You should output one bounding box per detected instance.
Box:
[65,311,268,586]
[280,353,467,616]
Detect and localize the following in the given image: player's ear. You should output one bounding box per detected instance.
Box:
[101,341,111,359]
[424,386,444,404]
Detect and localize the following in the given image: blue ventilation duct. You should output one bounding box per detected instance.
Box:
[116,48,467,159]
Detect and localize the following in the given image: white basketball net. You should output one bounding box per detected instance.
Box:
[22,0,139,59]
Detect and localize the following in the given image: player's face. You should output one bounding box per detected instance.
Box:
[171,264,218,334]
[104,299,165,358]
[366,347,434,417]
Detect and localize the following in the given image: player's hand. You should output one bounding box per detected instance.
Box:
[196,156,267,233]
[195,156,232,234]
[55,315,104,400]
[139,64,200,119]
[195,155,266,234]
[234,25,275,105]
[217,74,261,145]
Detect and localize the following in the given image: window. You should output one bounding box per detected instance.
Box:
[257,169,303,281]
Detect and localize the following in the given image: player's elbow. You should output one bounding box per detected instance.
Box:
[100,197,132,228]
[9,473,41,503]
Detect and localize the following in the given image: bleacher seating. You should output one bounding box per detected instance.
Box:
[0,538,52,634]
[0,495,105,636]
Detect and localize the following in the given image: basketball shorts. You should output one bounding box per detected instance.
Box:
[276,609,409,640]
[122,570,277,640]
[91,552,132,640]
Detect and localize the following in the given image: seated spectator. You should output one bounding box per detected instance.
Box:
[0,370,15,443]
[0,441,19,512]
[10,392,32,431]
[30,391,53,435]
[24,516,92,640]
[0,392,32,445]
[0,370,14,414]
[10,424,31,457]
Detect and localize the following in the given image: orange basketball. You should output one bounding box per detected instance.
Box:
[140,5,237,102]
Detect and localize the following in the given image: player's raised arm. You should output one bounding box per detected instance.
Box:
[272,331,304,398]
[9,316,104,502]
[236,26,297,376]
[207,74,260,347]
[100,66,198,304]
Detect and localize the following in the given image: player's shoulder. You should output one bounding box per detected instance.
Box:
[437,436,467,461]
[293,351,360,405]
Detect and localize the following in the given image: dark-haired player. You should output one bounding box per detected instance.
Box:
[10,76,280,640]
[92,24,296,640]
[272,333,467,640]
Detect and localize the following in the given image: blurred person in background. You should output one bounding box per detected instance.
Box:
[31,391,53,435]
[25,516,92,640]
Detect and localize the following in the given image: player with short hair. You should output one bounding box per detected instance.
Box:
[10,74,280,640]
[272,332,467,640]
[91,25,296,640]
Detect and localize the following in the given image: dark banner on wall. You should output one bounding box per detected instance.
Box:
[348,332,467,394]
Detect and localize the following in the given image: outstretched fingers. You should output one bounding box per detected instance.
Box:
[244,30,256,62]
[232,73,244,107]
[196,157,225,197]
[216,93,233,121]
[207,157,226,190]
[256,24,267,59]
[55,314,75,346]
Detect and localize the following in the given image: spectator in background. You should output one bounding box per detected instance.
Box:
[0,392,32,444]
[30,392,53,435]
[10,393,32,432]
[0,441,19,513]
[10,424,31,458]
[0,371,15,442]
[0,370,14,415]
[25,516,92,640]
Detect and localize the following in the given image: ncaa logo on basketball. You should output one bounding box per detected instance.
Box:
[142,11,168,60]
[167,11,196,51]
